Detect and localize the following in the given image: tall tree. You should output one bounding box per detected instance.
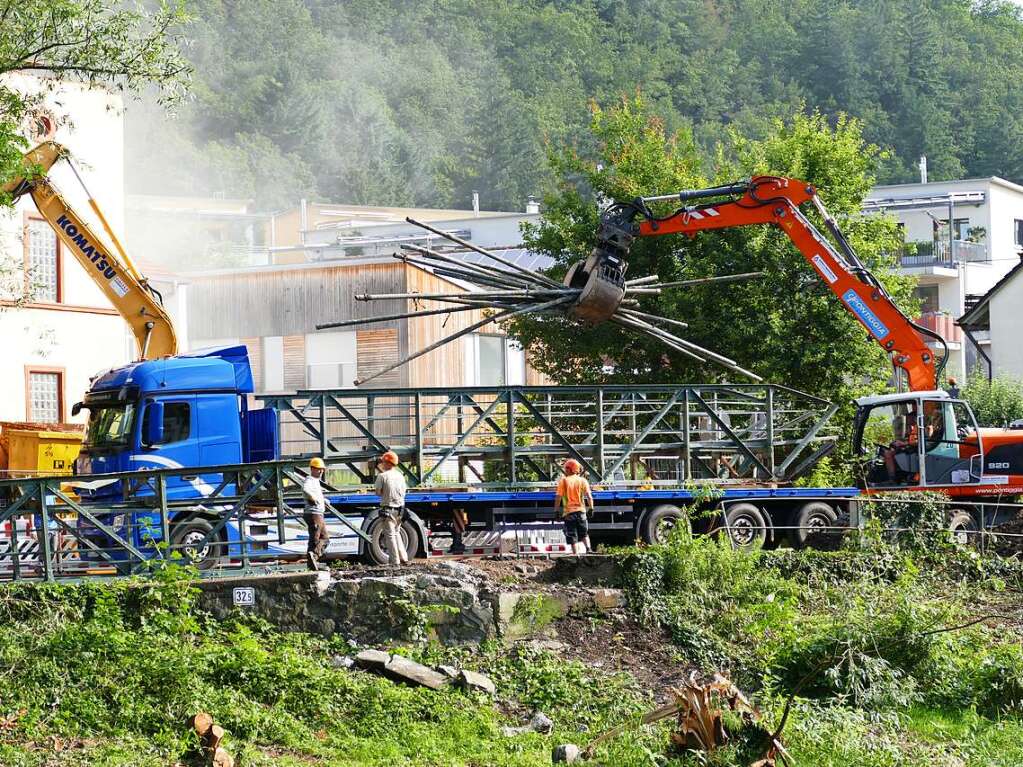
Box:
[513,98,915,405]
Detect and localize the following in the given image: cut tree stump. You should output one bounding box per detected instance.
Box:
[189,712,234,767]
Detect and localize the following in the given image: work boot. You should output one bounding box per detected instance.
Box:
[449,534,466,555]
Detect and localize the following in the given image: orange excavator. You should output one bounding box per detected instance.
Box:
[592,176,1023,508]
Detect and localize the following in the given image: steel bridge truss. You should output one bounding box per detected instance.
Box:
[0,459,372,582]
[261,384,840,487]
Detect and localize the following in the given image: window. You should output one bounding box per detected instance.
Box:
[26,369,63,423]
[26,218,60,303]
[85,403,136,448]
[305,330,357,388]
[913,285,940,314]
[141,401,191,444]
[263,336,285,391]
[1015,219,1023,247]
[477,334,506,386]
[937,218,970,241]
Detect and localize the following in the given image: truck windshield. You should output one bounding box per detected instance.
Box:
[85,403,136,448]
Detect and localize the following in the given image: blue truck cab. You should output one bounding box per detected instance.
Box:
[74,345,276,496]
[71,346,280,567]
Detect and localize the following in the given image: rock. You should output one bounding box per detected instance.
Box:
[552,744,581,763]
[589,588,624,612]
[514,562,539,575]
[383,655,450,690]
[523,639,568,653]
[437,664,460,680]
[458,669,496,695]
[354,649,391,670]
[330,655,355,669]
[501,725,528,737]
[529,712,554,734]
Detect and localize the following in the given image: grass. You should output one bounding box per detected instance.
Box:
[0,527,1021,766]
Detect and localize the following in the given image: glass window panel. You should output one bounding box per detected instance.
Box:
[28,219,58,302]
[28,372,60,422]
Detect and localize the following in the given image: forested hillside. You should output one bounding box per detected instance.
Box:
[126,0,1023,211]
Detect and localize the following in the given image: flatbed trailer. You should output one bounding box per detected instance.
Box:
[0,455,863,580]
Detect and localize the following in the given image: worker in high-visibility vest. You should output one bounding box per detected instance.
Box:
[554,458,593,555]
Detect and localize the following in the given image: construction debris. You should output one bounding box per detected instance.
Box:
[553,672,789,766]
[317,217,763,385]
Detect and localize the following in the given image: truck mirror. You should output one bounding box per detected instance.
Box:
[71,401,83,417]
[144,401,165,446]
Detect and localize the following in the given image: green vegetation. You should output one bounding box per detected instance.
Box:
[1,527,1022,766]
[128,0,1023,213]
[514,97,913,405]
[963,372,1023,427]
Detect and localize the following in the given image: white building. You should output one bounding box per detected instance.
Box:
[864,174,1023,380]
[0,75,130,424]
[959,260,1023,380]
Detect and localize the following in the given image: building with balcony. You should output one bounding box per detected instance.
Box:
[864,176,1023,380]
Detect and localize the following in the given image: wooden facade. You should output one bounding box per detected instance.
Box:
[185,258,548,394]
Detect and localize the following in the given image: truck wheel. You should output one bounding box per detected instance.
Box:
[723,503,767,551]
[171,518,224,571]
[948,510,978,547]
[363,516,420,565]
[792,502,839,549]
[639,504,690,545]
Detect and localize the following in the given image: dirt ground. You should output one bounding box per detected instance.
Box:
[394,555,687,694]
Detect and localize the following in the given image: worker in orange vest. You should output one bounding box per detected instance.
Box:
[554,458,594,555]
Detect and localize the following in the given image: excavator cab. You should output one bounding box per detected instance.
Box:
[853,392,983,489]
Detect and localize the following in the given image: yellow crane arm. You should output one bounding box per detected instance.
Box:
[2,142,177,359]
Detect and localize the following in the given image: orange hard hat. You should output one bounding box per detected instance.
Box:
[563,458,582,474]
[379,450,400,466]
[309,457,326,469]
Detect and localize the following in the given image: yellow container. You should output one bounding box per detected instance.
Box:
[4,429,83,476]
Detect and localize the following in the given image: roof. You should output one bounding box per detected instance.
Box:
[959,259,1023,330]
[277,201,515,228]
[871,176,1023,195]
[856,391,949,407]
[180,246,555,279]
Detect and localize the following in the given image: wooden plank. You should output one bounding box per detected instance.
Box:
[240,336,262,392]
[357,329,400,388]
[283,335,305,389]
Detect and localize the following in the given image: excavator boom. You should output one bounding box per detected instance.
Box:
[2,142,177,359]
[597,176,942,390]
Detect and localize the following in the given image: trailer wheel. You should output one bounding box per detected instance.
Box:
[792,502,839,549]
[948,509,979,547]
[640,504,690,545]
[170,518,224,571]
[363,516,420,565]
[722,503,767,551]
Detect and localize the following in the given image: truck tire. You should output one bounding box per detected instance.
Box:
[170,518,224,571]
[948,509,978,547]
[363,515,420,565]
[639,504,690,545]
[722,503,767,551]
[792,502,839,549]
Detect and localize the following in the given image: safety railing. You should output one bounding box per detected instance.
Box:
[0,458,376,583]
[260,384,840,487]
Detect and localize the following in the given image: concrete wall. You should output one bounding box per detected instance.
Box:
[0,75,130,423]
[989,271,1023,378]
